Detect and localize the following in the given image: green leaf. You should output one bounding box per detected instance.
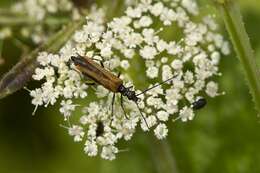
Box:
[214,0,260,114]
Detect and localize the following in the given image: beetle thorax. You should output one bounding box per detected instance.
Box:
[118,85,139,102]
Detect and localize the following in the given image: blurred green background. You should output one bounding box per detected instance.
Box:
[1,0,260,173]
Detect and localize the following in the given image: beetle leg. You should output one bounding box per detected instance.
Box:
[91,58,105,68]
[120,94,129,119]
[111,93,116,117]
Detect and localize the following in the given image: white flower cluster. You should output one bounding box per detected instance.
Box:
[30,0,230,160]
[12,0,74,21]
[1,0,77,43]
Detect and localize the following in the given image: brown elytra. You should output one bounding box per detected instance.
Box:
[72,55,123,93]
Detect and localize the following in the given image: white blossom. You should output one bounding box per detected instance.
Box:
[29,0,230,160]
[154,123,168,139]
[157,110,169,122]
[179,106,195,122]
[69,125,85,142]
[140,45,157,59]
[146,66,159,79]
[101,145,118,160]
[206,81,219,97]
[59,100,76,120]
[84,140,98,156]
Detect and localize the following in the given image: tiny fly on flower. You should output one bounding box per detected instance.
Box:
[192,97,207,110]
[71,54,207,127]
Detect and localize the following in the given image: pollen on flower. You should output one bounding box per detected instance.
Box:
[29,0,230,160]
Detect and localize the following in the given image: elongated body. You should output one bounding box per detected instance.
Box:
[71,55,123,93]
[71,55,139,102]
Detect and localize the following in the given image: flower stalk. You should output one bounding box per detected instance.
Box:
[0,15,86,99]
[148,135,179,173]
[0,15,70,26]
[214,0,260,113]
[0,12,70,26]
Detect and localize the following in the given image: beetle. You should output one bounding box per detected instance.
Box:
[71,54,206,127]
[71,55,151,124]
[192,97,207,110]
[96,121,105,137]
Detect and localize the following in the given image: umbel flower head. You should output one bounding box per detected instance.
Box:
[29,0,230,160]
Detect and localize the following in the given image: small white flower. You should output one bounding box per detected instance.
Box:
[139,15,153,27]
[140,45,157,59]
[141,115,157,131]
[33,68,46,81]
[181,0,199,15]
[156,40,168,52]
[171,59,183,70]
[59,100,76,120]
[120,60,130,70]
[123,49,135,59]
[84,140,98,156]
[157,110,169,122]
[150,2,164,16]
[80,115,89,125]
[37,52,50,66]
[206,81,219,97]
[74,83,88,98]
[69,125,85,142]
[179,106,195,122]
[30,88,44,106]
[100,44,113,58]
[162,65,173,81]
[101,145,118,160]
[167,41,182,55]
[211,51,221,65]
[154,123,168,139]
[142,28,158,45]
[146,66,159,79]
[126,6,142,18]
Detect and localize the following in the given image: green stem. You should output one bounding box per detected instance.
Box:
[148,135,179,173]
[0,14,70,26]
[0,15,86,99]
[215,0,260,113]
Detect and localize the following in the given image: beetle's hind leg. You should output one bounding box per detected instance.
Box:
[120,94,129,119]
[91,57,105,68]
[111,92,116,118]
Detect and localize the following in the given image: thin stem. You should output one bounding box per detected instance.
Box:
[0,14,70,26]
[214,0,260,113]
[148,135,179,173]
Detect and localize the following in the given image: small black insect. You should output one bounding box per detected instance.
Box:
[96,121,105,137]
[192,97,207,110]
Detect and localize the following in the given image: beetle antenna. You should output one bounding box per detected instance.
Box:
[135,102,149,129]
[136,75,177,96]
